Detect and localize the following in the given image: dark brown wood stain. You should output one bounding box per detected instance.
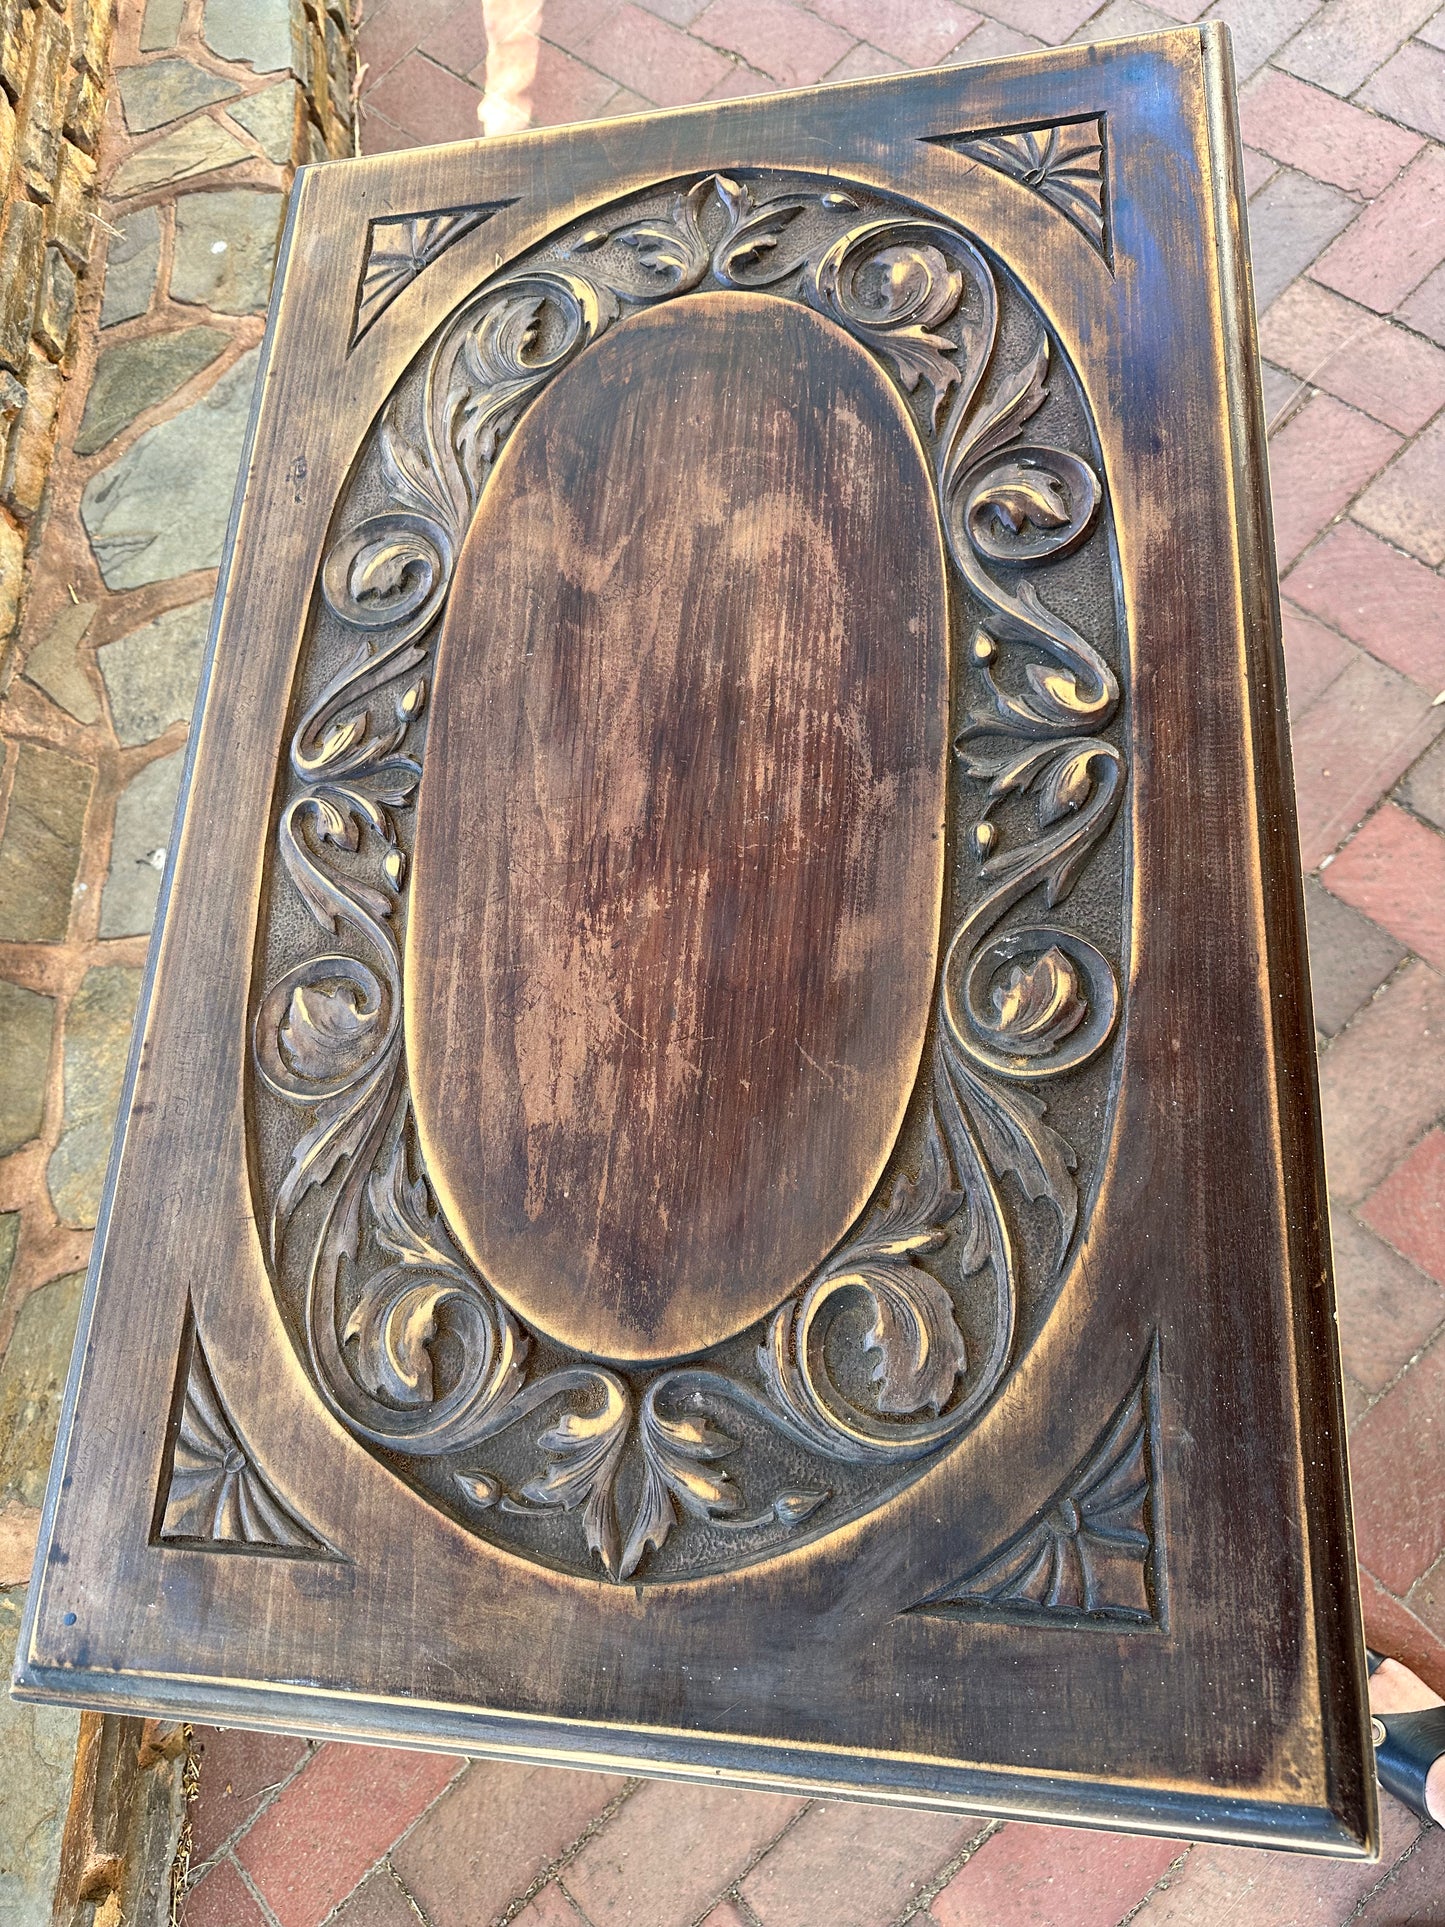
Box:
[410,295,948,1360]
[13,27,1374,1858]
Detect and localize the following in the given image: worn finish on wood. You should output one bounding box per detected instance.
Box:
[248,167,1119,1585]
[15,24,1373,1858]
[413,294,948,1363]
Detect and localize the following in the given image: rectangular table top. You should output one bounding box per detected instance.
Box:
[13,22,1374,1856]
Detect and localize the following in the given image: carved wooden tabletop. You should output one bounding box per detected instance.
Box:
[14,24,1375,1856]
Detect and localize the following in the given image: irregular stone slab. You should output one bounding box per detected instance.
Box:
[0,743,94,942]
[109,117,249,198]
[35,248,77,362]
[0,1272,82,1510]
[229,79,299,162]
[80,347,260,590]
[140,0,186,52]
[98,598,211,746]
[100,748,185,937]
[0,199,45,373]
[76,324,230,456]
[0,981,54,1155]
[14,11,70,206]
[6,353,62,520]
[203,0,297,74]
[119,57,240,132]
[47,966,142,1229]
[20,600,100,722]
[0,515,21,642]
[0,1592,78,1927]
[100,206,161,327]
[0,1213,16,1301]
[171,189,284,314]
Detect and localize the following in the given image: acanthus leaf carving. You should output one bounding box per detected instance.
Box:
[249,169,1133,1584]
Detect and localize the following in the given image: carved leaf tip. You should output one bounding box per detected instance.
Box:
[772,1489,829,1526]
[862,1268,969,1417]
[454,1470,500,1508]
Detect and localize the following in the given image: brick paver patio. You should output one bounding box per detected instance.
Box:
[169,0,1445,1921]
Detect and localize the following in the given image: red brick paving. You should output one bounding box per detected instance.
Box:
[1259,280,1445,433]
[1120,1793,1424,1926]
[808,0,980,66]
[1280,600,1357,718]
[1312,145,1445,311]
[1401,257,1445,342]
[1354,1823,1445,1923]
[366,51,489,142]
[1324,801,1445,964]
[1239,67,1424,195]
[1359,36,1445,145]
[579,3,733,100]
[1318,960,1445,1202]
[1328,1210,1445,1390]
[184,1856,272,1927]
[1349,1335,1445,1595]
[233,1743,463,1927]
[1356,413,1445,564]
[516,1886,594,1925]
[735,1803,980,1926]
[930,1823,1185,1927]
[1358,1564,1445,1697]
[1278,0,1444,98]
[391,1760,626,1927]
[565,1781,804,1926]
[1284,520,1445,691]
[179,3,1445,1922]
[1303,875,1407,1035]
[1409,1556,1445,1648]
[187,1727,311,1868]
[330,1872,425,1927]
[1361,1125,1445,1282]
[1286,654,1442,870]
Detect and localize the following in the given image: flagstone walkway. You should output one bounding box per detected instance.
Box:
[181,2,1445,1922]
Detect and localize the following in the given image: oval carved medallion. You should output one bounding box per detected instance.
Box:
[249,171,1128,1583]
[407,294,948,1362]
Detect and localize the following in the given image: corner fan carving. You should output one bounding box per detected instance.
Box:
[927,118,1109,261]
[157,1320,331,1556]
[351,202,514,345]
[242,172,1129,1582]
[908,1339,1163,1628]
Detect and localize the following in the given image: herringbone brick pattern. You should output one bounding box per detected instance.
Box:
[181,2,1445,1922]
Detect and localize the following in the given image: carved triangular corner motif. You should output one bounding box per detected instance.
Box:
[154,1317,336,1558]
[352,201,516,346]
[925,116,1109,262]
[908,1337,1163,1629]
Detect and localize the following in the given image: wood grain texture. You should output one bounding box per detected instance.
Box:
[410,295,947,1361]
[12,25,1375,1857]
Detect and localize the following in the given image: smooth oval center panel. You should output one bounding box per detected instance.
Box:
[407,292,947,1362]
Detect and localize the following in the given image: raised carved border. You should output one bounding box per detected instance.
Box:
[236,170,1131,1583]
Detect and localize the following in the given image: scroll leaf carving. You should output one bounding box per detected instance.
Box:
[516,1373,632,1576]
[808,223,971,422]
[622,1390,742,1581]
[251,169,1130,1581]
[282,980,379,1079]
